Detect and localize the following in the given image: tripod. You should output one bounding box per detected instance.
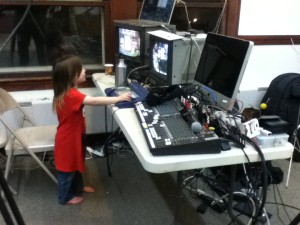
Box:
[286,105,300,187]
[288,105,300,225]
[0,169,25,225]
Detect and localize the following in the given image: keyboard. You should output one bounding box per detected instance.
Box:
[134,99,221,156]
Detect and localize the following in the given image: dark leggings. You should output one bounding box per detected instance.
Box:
[57,171,84,205]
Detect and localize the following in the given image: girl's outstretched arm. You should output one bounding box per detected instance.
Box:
[83,92,132,106]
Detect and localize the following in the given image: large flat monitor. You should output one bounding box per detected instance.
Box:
[194,32,254,111]
[148,30,206,86]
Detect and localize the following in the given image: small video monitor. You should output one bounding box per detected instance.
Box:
[119,28,141,58]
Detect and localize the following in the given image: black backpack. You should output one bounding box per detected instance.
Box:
[261,73,300,160]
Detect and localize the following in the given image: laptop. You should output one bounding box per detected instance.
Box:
[124,0,176,27]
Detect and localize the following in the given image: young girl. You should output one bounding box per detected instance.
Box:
[52,55,131,205]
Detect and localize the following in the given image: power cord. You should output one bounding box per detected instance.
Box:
[127,64,149,83]
[176,0,192,32]
[212,0,228,33]
[273,183,292,223]
[211,111,269,223]
[0,4,31,53]
[240,133,268,223]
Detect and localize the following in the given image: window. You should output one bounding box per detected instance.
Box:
[171,2,227,34]
[0,2,107,91]
[0,6,103,68]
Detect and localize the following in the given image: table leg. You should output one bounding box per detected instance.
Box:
[103,128,121,177]
[174,171,183,225]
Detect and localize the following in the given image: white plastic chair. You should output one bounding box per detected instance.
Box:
[0,88,57,186]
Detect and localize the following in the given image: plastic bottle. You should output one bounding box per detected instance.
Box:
[115,59,127,87]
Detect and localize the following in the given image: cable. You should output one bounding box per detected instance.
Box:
[214,111,268,223]
[127,64,149,82]
[240,134,268,222]
[0,4,32,53]
[176,0,192,31]
[185,36,193,84]
[105,105,108,133]
[29,10,46,41]
[234,99,244,114]
[265,201,300,211]
[116,142,133,159]
[290,38,300,66]
[102,127,121,177]
[160,24,172,33]
[212,0,228,33]
[183,172,227,214]
[275,183,292,222]
[199,85,218,104]
[217,110,270,223]
[272,183,286,225]
[220,191,256,225]
[183,161,265,225]
[242,163,270,225]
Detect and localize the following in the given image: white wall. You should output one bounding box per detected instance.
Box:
[236,0,300,109]
[240,45,300,91]
[239,0,300,35]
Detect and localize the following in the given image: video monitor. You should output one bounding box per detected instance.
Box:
[115,25,144,64]
[115,21,176,67]
[119,28,141,58]
[194,32,254,111]
[148,30,205,86]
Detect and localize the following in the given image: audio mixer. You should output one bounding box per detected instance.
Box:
[134,99,221,156]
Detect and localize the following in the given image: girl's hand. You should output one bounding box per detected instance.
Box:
[118,92,132,102]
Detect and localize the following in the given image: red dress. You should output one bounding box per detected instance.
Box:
[54,88,86,173]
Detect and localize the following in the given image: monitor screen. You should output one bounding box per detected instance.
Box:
[115,23,146,64]
[148,34,174,86]
[118,28,141,58]
[152,41,168,76]
[194,32,253,110]
[139,0,176,24]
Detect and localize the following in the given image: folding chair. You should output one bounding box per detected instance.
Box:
[0,88,57,187]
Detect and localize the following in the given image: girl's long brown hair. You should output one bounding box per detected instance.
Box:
[52,55,82,111]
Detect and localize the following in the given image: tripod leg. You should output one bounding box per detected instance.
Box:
[0,195,14,225]
[0,170,25,225]
[289,212,300,225]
